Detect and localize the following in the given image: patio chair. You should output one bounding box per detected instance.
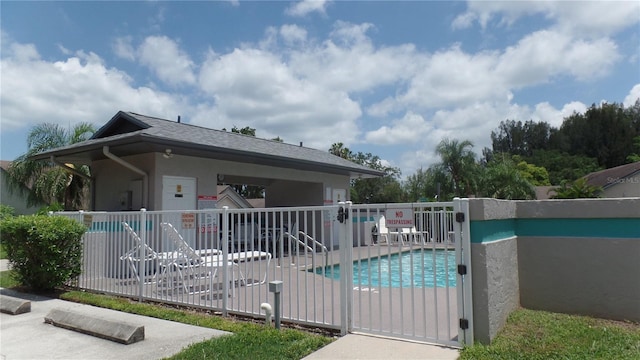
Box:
[161,222,271,287]
[377,215,404,244]
[119,222,168,284]
[401,227,430,245]
[160,222,236,295]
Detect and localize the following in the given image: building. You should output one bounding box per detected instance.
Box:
[31,111,382,211]
[583,161,640,198]
[0,161,45,215]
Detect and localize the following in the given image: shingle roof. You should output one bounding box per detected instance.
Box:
[584,161,640,189]
[32,111,383,178]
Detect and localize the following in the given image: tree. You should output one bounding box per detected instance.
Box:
[627,136,640,162]
[403,167,454,202]
[491,120,552,156]
[328,143,404,203]
[523,150,601,185]
[479,159,536,200]
[435,138,478,197]
[6,123,95,210]
[550,178,601,199]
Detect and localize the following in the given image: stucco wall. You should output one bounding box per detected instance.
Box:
[92,152,351,211]
[516,198,640,322]
[0,170,43,215]
[468,198,520,344]
[469,197,640,344]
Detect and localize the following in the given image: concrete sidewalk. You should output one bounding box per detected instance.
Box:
[0,288,229,360]
[303,334,460,360]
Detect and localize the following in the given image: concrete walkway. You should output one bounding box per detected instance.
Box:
[303,334,460,360]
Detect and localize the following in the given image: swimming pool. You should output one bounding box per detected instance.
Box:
[315,249,457,288]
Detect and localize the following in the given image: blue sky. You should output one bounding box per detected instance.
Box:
[1,1,639,178]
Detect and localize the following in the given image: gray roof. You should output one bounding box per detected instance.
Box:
[32,111,383,178]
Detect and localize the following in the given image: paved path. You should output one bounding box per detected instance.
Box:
[0,288,228,360]
[303,333,460,360]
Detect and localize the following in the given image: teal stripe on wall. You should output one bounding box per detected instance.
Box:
[470,219,516,243]
[471,218,640,243]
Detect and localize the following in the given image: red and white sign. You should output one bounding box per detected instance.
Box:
[385,208,414,228]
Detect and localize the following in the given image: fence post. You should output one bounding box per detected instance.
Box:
[338,201,353,335]
[221,206,230,316]
[453,198,474,345]
[138,208,147,302]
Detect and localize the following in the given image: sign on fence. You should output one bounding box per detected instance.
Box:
[385,208,414,228]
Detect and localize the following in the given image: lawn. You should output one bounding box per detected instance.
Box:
[460,308,640,360]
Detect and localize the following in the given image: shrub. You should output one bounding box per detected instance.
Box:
[0,215,86,291]
[0,204,15,220]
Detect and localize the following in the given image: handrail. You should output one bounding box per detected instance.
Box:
[285,231,329,269]
[297,230,329,269]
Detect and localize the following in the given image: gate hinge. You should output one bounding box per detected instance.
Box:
[455,212,465,223]
[457,264,467,276]
[459,318,469,330]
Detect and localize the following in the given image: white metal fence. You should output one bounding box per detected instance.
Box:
[56,199,472,347]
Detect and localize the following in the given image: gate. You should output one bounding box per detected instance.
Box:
[338,199,473,347]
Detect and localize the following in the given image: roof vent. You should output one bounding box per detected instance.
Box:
[299,142,303,147]
[177,115,181,123]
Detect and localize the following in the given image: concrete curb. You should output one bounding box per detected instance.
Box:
[44,308,145,344]
[0,294,31,315]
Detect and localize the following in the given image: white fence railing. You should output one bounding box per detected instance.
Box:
[56,201,471,346]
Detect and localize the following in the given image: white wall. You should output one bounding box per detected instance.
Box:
[92,152,353,210]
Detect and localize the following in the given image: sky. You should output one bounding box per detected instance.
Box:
[1,1,639,179]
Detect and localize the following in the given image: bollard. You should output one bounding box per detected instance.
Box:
[268,280,283,329]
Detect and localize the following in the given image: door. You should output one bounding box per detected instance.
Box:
[162,176,197,250]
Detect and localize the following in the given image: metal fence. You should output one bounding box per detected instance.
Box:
[56,199,473,347]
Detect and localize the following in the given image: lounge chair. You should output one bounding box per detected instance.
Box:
[157,222,236,295]
[376,215,404,244]
[120,222,169,284]
[161,222,271,287]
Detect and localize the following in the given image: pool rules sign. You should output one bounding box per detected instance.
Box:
[385,208,414,228]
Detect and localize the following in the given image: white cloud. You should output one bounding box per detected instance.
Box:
[280,25,307,45]
[530,101,587,128]
[454,1,640,37]
[138,35,196,86]
[285,0,329,17]
[496,30,620,85]
[624,84,640,107]
[197,48,361,150]
[113,36,136,61]
[289,22,417,94]
[365,112,431,145]
[0,38,185,133]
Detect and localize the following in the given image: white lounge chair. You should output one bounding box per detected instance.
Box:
[120,222,166,284]
[377,215,404,244]
[159,222,236,295]
[161,222,271,287]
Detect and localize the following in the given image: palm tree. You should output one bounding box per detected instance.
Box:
[550,178,601,199]
[435,138,478,197]
[6,122,95,210]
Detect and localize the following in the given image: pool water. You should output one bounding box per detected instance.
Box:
[315,250,457,288]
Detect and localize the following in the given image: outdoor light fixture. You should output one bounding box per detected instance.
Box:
[163,149,173,159]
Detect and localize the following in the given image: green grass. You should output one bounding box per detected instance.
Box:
[60,290,333,359]
[460,308,640,360]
